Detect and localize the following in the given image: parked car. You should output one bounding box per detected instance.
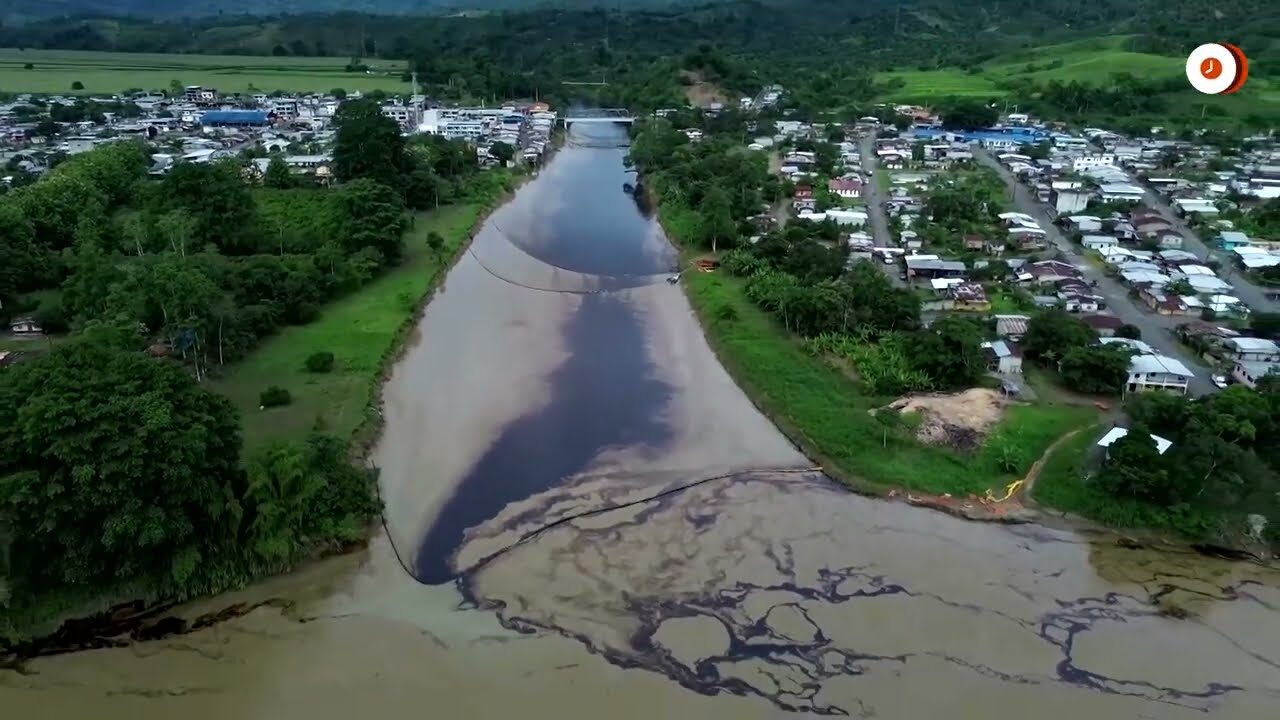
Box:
[1212,374,1229,389]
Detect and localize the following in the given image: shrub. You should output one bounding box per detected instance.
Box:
[260,386,292,408]
[305,351,336,373]
[71,81,84,91]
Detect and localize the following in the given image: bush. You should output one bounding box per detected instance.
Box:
[305,351,336,373]
[71,81,84,91]
[260,386,292,408]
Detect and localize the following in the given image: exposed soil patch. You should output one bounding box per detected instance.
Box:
[680,70,729,108]
[887,388,1007,452]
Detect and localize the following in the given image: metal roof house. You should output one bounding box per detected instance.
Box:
[200,110,271,127]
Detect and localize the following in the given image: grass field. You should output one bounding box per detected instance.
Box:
[0,48,409,94]
[210,204,480,452]
[683,267,1096,497]
[877,35,1278,122]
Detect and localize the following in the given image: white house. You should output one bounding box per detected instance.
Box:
[825,208,869,227]
[1082,235,1119,251]
[1051,181,1091,214]
[1222,337,1280,363]
[1096,427,1173,456]
[1232,360,1280,389]
[1071,154,1116,172]
[1098,183,1146,203]
[1126,353,1194,395]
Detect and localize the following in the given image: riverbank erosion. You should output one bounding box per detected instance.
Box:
[4,124,1280,719]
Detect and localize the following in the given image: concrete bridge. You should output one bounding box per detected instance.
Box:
[563,108,636,126]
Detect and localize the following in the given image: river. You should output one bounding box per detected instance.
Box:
[3,124,1279,719]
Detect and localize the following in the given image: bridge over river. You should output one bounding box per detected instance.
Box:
[563,108,635,126]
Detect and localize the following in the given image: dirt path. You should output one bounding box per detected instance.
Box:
[1016,426,1088,502]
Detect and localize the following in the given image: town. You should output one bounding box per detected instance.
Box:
[1,82,556,186]
[716,94,1280,399]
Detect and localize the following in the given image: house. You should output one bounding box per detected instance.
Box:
[825,208,868,227]
[1232,360,1280,389]
[1051,182,1091,214]
[905,256,967,280]
[1097,426,1173,457]
[200,110,270,128]
[1080,314,1124,337]
[1138,287,1190,315]
[1081,235,1119,251]
[1222,337,1280,363]
[995,314,1031,341]
[1172,198,1219,216]
[1097,183,1146,203]
[1027,260,1082,284]
[1063,215,1104,233]
[963,234,986,251]
[828,178,864,199]
[982,340,1023,374]
[1126,353,1195,395]
[1217,231,1253,250]
[948,282,990,311]
[1101,337,1156,355]
[9,316,42,335]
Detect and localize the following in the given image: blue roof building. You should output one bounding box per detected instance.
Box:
[200,110,271,127]
[909,126,1048,145]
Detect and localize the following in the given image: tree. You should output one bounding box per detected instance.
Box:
[1095,424,1171,504]
[305,351,335,373]
[70,80,84,91]
[698,186,736,253]
[33,118,59,139]
[264,155,294,189]
[1251,312,1280,339]
[1165,278,1195,296]
[332,98,406,187]
[161,161,260,254]
[938,99,998,130]
[907,315,985,389]
[1115,323,1142,340]
[0,341,243,593]
[1059,344,1133,395]
[489,141,515,165]
[426,231,445,254]
[1022,308,1097,364]
[335,179,407,262]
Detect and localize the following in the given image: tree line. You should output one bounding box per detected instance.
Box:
[0,97,486,635]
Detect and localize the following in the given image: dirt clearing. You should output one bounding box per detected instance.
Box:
[886,388,1008,451]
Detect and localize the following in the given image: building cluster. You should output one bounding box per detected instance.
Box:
[1,86,559,189]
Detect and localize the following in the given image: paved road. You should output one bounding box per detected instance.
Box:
[858,133,894,247]
[1138,186,1279,313]
[977,150,1216,396]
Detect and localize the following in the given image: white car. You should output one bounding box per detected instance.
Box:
[1212,374,1229,389]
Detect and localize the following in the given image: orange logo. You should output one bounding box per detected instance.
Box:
[1187,43,1249,95]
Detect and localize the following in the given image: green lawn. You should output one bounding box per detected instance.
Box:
[683,267,1096,497]
[0,48,409,94]
[210,204,480,452]
[879,69,1003,101]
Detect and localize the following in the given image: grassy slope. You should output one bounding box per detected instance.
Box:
[879,36,1278,121]
[209,204,479,452]
[683,267,1095,497]
[0,48,408,94]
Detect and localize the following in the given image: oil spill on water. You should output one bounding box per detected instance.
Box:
[457,473,1280,717]
[412,292,675,584]
[411,124,677,584]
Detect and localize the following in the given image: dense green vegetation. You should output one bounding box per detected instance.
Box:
[0,98,505,638]
[1037,381,1280,545]
[2,0,1276,128]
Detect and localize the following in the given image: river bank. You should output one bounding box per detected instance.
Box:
[4,125,1279,719]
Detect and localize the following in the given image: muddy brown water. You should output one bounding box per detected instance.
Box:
[4,125,1279,718]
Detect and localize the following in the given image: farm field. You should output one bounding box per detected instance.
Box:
[0,48,409,94]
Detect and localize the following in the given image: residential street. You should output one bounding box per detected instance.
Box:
[1138,186,1279,312]
[858,133,894,248]
[977,150,1216,396]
